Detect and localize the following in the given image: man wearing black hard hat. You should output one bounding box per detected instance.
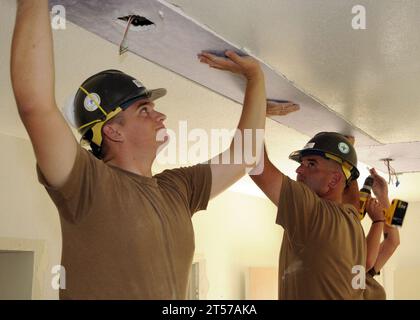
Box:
[68,69,168,159]
[11,1,266,299]
[251,132,366,299]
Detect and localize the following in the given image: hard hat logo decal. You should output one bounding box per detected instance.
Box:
[132,79,144,88]
[338,142,350,154]
[83,93,101,112]
[303,142,315,150]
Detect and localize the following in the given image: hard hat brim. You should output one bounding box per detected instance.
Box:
[149,88,167,101]
[120,87,167,110]
[289,149,326,163]
[289,148,360,181]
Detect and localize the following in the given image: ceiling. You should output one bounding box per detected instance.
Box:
[1,0,419,202]
[171,0,420,143]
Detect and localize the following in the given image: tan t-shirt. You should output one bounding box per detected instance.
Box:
[276,176,366,299]
[364,273,386,300]
[37,146,212,299]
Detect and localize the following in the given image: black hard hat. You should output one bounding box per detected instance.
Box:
[72,69,166,152]
[289,132,360,182]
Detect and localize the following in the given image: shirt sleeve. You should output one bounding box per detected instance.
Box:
[276,175,322,245]
[157,164,212,215]
[36,145,101,223]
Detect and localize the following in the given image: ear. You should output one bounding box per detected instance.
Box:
[328,171,343,190]
[102,123,124,143]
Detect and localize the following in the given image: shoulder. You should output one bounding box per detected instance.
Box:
[156,163,211,182]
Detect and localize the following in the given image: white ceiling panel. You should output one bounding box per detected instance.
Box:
[170,0,420,143]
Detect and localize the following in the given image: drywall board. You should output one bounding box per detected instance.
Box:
[48,0,420,173]
[47,0,377,144]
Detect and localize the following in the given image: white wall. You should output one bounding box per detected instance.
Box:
[0,133,62,299]
[392,201,420,299]
[193,191,281,299]
[394,267,420,299]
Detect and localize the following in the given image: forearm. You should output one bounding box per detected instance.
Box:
[228,71,266,166]
[11,0,56,113]
[374,224,400,271]
[374,187,399,244]
[377,195,391,209]
[366,222,384,270]
[237,71,266,131]
[383,224,400,247]
[208,68,266,198]
[249,144,283,205]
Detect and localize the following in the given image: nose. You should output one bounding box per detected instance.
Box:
[152,110,167,123]
[296,163,305,175]
[156,111,167,122]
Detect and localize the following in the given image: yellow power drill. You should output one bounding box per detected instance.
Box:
[358,176,408,227]
[358,176,374,220]
[385,199,408,227]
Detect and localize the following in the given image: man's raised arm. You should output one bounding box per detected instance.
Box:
[11,0,77,188]
[198,51,266,199]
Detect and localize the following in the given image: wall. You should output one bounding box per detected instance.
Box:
[192,191,281,299]
[0,133,62,299]
[394,267,420,299]
[392,201,420,299]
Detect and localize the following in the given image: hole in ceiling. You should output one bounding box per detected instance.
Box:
[117,15,155,30]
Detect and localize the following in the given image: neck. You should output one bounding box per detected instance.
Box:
[319,187,343,204]
[104,148,155,177]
